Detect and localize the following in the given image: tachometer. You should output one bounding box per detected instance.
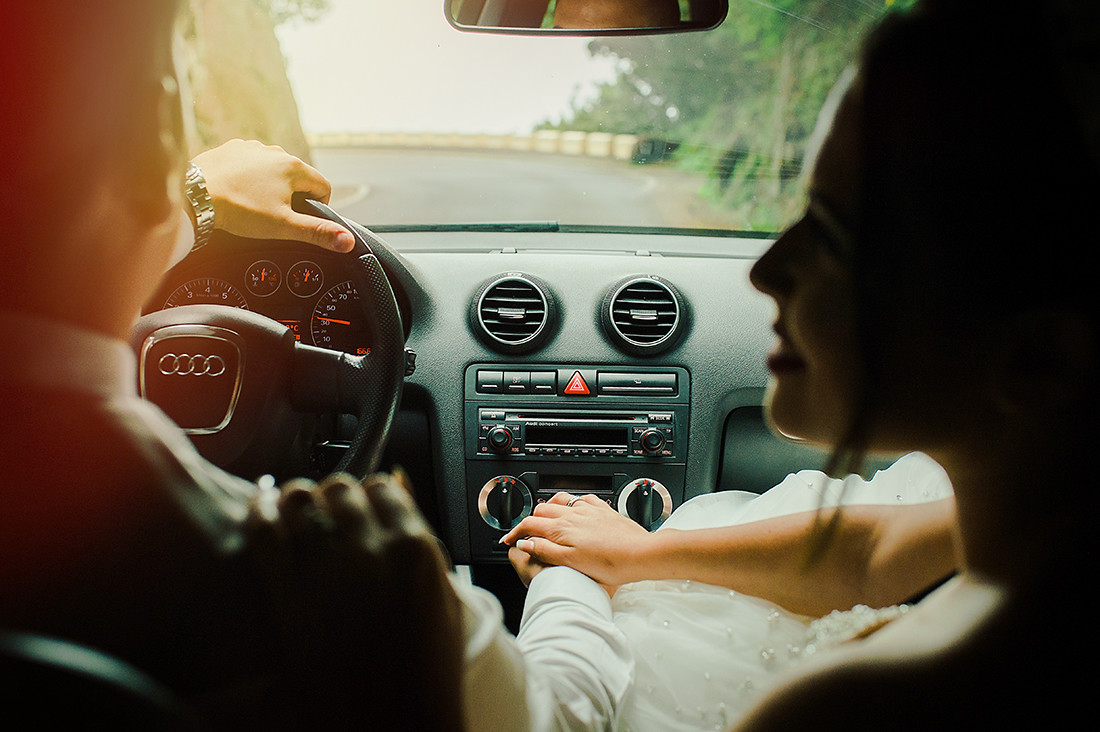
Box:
[311,281,370,355]
[164,278,248,309]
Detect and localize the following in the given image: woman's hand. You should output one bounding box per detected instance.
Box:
[192,138,355,252]
[501,492,653,588]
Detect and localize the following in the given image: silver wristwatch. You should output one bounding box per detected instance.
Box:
[183,162,215,252]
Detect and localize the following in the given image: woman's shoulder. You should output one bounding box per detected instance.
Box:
[736,575,1086,729]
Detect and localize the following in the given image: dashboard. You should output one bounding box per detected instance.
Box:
[144,226,834,584]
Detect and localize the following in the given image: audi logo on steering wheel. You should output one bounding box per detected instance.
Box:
[158,353,227,377]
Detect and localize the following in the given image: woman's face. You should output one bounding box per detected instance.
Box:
[749,72,864,447]
[752,68,985,458]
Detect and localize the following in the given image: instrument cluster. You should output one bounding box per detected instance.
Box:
[146,244,371,356]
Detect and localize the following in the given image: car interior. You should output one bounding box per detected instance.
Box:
[134,0,906,632]
[140,183,828,631]
[5,0,910,714]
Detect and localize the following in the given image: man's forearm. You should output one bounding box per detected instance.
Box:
[457,566,634,732]
[516,567,634,730]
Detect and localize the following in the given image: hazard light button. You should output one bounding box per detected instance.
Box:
[561,369,594,396]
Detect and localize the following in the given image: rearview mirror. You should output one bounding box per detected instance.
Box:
[446,0,727,35]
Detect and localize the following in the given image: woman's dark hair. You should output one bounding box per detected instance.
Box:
[826,0,1100,476]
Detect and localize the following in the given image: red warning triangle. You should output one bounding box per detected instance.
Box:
[564,371,590,395]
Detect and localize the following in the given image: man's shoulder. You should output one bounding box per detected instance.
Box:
[1,384,255,539]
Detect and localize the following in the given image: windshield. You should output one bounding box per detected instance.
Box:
[181,0,909,234]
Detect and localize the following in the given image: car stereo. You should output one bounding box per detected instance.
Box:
[472,407,681,460]
[465,364,689,561]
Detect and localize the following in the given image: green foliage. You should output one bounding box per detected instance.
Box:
[542,1,556,27]
[547,0,915,230]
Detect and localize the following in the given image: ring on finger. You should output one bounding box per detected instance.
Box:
[567,496,581,507]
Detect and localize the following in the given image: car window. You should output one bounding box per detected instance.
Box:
[180,0,911,234]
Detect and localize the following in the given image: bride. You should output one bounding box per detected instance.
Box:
[609,452,952,731]
[507,0,1100,727]
[506,447,954,732]
[243,1,1097,728]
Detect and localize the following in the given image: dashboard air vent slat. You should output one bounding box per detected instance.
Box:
[602,276,685,355]
[471,274,557,353]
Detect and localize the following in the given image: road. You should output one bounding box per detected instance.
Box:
[312,147,738,229]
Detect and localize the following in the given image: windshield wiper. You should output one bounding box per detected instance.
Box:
[368,222,561,233]
[366,222,773,238]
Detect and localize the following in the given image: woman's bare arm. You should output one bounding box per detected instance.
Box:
[502,494,957,616]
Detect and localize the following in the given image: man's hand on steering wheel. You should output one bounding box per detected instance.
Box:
[135,152,407,483]
[192,138,355,252]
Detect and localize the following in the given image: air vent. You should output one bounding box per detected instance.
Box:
[602,276,685,355]
[472,274,556,353]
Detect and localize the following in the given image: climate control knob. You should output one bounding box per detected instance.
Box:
[478,475,533,531]
[617,477,672,530]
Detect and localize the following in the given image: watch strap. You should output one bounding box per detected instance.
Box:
[184,161,215,252]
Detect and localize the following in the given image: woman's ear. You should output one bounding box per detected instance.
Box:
[987,308,1097,416]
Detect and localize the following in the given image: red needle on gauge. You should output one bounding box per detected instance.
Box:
[318,317,352,325]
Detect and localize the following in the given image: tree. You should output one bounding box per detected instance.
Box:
[549,0,914,229]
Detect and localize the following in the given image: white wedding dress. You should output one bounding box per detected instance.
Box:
[611,452,953,732]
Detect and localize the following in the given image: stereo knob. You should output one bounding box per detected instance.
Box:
[478,475,533,531]
[486,426,513,453]
[617,478,672,530]
[640,429,666,454]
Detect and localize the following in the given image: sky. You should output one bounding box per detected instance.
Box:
[276,1,620,135]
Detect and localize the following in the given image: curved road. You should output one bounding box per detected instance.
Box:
[313,147,737,229]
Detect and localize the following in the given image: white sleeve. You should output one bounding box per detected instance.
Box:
[456,566,634,732]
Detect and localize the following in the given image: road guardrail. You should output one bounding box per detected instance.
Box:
[306,130,640,161]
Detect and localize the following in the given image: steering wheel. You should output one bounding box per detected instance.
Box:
[130,201,406,481]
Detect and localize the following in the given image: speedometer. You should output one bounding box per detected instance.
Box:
[311,281,370,355]
[164,278,248,309]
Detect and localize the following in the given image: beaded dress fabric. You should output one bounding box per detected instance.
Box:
[611,452,953,731]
